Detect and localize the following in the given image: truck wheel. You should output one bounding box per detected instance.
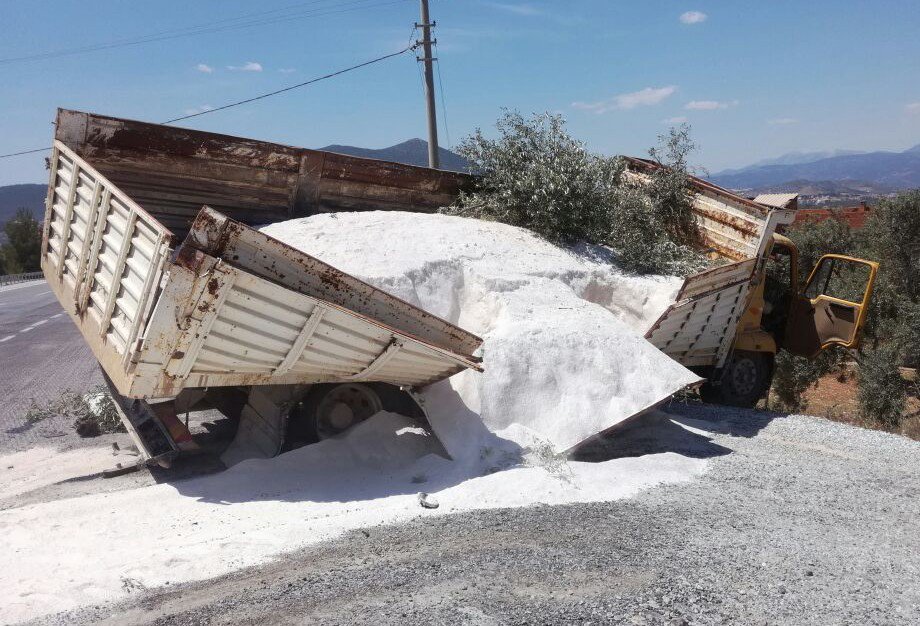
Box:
[310,383,383,440]
[700,351,774,408]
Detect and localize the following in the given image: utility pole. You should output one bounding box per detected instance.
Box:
[416,0,439,169]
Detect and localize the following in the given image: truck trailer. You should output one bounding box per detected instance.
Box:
[40,109,878,466]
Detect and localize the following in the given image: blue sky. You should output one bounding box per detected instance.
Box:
[1,0,919,185]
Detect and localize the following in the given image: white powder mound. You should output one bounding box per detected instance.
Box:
[0,212,709,622]
[260,211,701,455]
[0,412,708,623]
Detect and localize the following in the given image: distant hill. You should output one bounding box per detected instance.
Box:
[712,144,920,191]
[320,139,470,172]
[0,184,45,224]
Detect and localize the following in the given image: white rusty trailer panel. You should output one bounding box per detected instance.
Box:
[41,142,483,399]
[645,209,795,369]
[623,157,781,263]
[41,141,171,371]
[129,248,481,398]
[184,207,482,357]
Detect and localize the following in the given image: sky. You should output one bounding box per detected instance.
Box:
[1,0,919,185]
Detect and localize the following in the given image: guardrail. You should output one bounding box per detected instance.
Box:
[0,271,44,287]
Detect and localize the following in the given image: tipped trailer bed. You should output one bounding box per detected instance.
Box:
[41,109,482,466]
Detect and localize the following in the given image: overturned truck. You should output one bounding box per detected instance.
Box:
[41,109,483,467]
[41,109,879,466]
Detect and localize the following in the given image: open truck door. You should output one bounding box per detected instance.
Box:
[783,254,879,358]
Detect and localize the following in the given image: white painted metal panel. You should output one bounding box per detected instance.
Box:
[130,251,481,397]
[645,210,794,369]
[41,141,171,373]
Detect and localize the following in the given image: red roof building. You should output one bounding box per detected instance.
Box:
[791,203,873,229]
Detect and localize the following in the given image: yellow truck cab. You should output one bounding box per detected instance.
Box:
[712,234,878,406]
[632,158,880,408]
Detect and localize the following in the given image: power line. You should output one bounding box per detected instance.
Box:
[0,147,50,158]
[163,45,414,123]
[0,0,408,66]
[434,41,451,149]
[0,44,416,158]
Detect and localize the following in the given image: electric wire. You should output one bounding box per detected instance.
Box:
[0,0,408,66]
[0,44,416,158]
[433,41,451,149]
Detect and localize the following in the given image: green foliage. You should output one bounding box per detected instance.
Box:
[854,191,920,363]
[1,208,42,274]
[857,344,907,428]
[786,214,855,284]
[445,111,707,275]
[771,347,843,413]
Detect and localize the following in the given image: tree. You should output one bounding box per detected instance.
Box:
[445,110,706,275]
[1,208,42,274]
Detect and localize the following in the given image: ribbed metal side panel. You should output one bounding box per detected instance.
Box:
[182,270,467,387]
[646,280,749,366]
[41,141,171,365]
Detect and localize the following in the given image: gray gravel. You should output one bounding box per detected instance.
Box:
[32,403,920,625]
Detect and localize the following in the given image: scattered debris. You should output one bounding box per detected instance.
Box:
[418,492,439,509]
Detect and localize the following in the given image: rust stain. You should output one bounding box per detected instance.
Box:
[207,277,220,296]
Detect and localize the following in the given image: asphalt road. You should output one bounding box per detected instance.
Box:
[0,280,101,451]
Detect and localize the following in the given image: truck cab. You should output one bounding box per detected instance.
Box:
[708,234,879,406]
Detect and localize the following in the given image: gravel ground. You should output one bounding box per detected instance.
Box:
[34,403,920,626]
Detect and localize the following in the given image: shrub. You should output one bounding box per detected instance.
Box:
[857,345,907,428]
[446,111,707,275]
[770,347,842,413]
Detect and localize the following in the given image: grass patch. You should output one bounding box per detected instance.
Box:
[25,386,124,437]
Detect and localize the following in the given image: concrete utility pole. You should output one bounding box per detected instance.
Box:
[416,0,440,169]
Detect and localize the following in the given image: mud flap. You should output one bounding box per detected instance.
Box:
[103,372,179,468]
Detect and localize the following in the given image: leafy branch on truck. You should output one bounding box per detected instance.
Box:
[443,110,708,276]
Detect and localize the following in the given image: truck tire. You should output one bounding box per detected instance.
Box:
[286,383,429,447]
[700,350,774,408]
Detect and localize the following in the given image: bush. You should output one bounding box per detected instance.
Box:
[857,345,907,428]
[446,111,707,275]
[771,347,842,412]
[1,208,42,274]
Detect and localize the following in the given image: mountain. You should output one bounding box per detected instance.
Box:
[320,139,469,172]
[717,149,866,175]
[0,184,45,225]
[712,144,920,191]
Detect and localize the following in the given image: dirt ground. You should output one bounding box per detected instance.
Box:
[791,366,920,440]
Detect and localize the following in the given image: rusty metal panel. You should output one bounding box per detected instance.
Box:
[674,258,756,301]
[54,109,473,239]
[623,157,785,262]
[645,209,795,369]
[129,247,481,398]
[645,280,749,366]
[184,206,483,357]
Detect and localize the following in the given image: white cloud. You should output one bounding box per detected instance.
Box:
[685,99,738,110]
[278,68,296,74]
[227,61,263,72]
[768,117,798,125]
[906,102,920,114]
[195,63,214,74]
[680,11,707,25]
[488,2,542,16]
[572,86,677,114]
[183,105,214,115]
[662,116,688,124]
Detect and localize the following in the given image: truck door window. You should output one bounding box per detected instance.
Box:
[804,256,872,304]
